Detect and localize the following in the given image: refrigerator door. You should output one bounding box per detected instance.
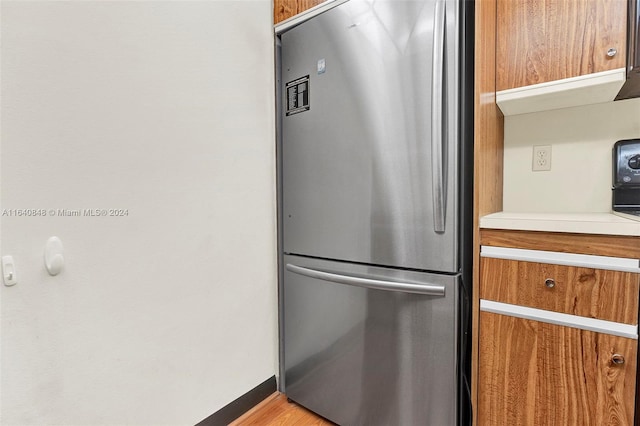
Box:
[280,0,460,273]
[283,254,458,425]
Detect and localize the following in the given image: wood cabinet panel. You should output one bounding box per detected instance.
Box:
[481,257,640,324]
[274,0,327,24]
[496,0,627,91]
[480,229,640,259]
[472,0,504,421]
[479,312,637,425]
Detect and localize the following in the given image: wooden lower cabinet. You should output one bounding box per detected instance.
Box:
[479,312,637,425]
[476,230,640,425]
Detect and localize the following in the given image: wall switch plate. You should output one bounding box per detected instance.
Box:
[2,255,17,286]
[532,145,552,171]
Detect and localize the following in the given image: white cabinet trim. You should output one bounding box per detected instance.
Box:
[480,299,638,339]
[481,246,640,273]
[496,68,626,116]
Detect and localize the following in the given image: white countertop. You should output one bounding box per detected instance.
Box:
[480,212,640,236]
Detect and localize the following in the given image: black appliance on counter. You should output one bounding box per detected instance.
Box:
[613,139,640,220]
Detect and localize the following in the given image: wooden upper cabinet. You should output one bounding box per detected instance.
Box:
[496,0,627,91]
[274,0,327,24]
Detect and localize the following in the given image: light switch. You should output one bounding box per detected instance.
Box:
[2,255,17,286]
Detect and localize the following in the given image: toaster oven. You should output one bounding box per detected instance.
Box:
[612,138,640,220]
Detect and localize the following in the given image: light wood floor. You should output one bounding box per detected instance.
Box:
[230,392,335,425]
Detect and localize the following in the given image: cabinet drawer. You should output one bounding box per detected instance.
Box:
[479,312,637,425]
[480,257,640,325]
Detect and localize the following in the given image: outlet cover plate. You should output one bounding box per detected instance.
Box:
[533,145,552,171]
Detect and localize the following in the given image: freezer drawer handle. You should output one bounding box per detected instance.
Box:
[286,264,446,296]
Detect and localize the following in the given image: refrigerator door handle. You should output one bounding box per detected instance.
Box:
[286,263,446,296]
[431,0,446,234]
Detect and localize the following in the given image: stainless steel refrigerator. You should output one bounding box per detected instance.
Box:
[276,0,473,424]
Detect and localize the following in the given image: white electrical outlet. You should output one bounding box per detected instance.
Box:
[532,145,552,171]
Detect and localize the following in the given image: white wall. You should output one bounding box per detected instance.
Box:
[503,98,640,213]
[0,1,277,425]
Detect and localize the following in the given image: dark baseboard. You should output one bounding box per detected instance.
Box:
[195,376,277,426]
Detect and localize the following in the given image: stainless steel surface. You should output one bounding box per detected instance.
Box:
[283,255,459,426]
[280,0,460,273]
[544,278,556,288]
[286,263,446,296]
[431,0,447,234]
[612,353,626,365]
[275,35,287,392]
[616,0,640,100]
[278,0,470,423]
[607,47,618,57]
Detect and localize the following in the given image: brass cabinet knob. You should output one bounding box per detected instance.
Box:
[607,48,618,57]
[544,278,555,288]
[612,354,625,365]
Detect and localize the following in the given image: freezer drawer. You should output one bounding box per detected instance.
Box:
[280,0,460,273]
[283,255,459,426]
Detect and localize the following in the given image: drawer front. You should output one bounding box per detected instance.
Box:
[479,312,637,426]
[480,257,640,325]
